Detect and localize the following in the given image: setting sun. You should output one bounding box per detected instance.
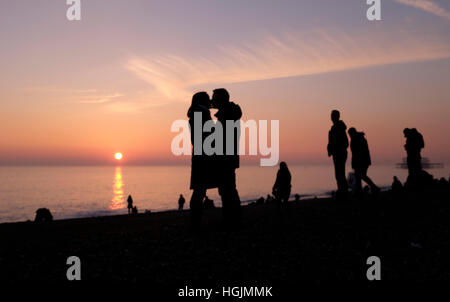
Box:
[115,153,123,160]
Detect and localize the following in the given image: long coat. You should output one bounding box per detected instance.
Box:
[188,104,219,190]
[350,132,371,170]
[214,101,242,170]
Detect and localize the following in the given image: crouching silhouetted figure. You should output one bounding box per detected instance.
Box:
[132,206,138,215]
[35,208,53,222]
[327,110,349,199]
[348,128,379,195]
[178,194,185,211]
[127,195,134,215]
[272,162,292,203]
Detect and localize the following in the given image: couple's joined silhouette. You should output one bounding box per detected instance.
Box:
[187,88,242,229]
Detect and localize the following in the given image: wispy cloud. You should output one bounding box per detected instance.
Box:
[28,86,124,105]
[395,0,450,20]
[126,28,450,102]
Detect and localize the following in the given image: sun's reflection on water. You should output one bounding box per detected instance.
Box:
[110,166,126,210]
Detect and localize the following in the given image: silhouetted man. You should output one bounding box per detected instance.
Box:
[404,128,424,175]
[348,127,379,194]
[178,194,185,211]
[327,110,349,198]
[212,88,242,228]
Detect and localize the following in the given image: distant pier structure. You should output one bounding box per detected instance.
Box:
[396,157,444,169]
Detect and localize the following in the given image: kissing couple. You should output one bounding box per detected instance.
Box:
[187,88,242,230]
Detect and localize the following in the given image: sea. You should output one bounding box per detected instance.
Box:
[0,164,448,223]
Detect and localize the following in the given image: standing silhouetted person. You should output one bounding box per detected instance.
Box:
[327,110,349,199]
[404,128,424,176]
[188,92,218,228]
[348,128,379,195]
[212,88,242,228]
[178,194,185,211]
[127,195,133,215]
[272,161,292,203]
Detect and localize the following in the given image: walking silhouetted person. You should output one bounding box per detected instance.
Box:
[348,127,379,195]
[178,194,185,211]
[127,195,133,215]
[272,161,292,203]
[404,128,424,176]
[327,110,349,199]
[212,88,242,228]
[188,92,218,228]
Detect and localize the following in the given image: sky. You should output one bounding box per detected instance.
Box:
[0,0,449,166]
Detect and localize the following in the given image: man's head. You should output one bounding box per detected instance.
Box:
[212,88,230,108]
[403,128,410,137]
[331,110,340,124]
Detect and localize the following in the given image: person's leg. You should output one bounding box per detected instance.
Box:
[219,168,241,227]
[360,166,379,192]
[354,168,363,194]
[190,188,206,228]
[282,188,291,203]
[333,152,348,194]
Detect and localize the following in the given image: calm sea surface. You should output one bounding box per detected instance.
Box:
[0,164,448,223]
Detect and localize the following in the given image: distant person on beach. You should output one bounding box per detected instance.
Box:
[272,161,292,203]
[35,208,53,222]
[404,128,424,175]
[132,206,138,214]
[188,92,218,228]
[127,195,134,215]
[327,110,349,198]
[348,127,379,194]
[212,88,242,228]
[178,194,185,211]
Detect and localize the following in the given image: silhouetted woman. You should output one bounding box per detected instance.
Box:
[127,195,133,215]
[188,92,218,228]
[272,162,292,203]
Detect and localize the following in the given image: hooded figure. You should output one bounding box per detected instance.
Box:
[349,130,371,170]
[404,128,424,175]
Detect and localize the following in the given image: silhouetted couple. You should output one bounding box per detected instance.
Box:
[327,110,378,198]
[188,89,242,230]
